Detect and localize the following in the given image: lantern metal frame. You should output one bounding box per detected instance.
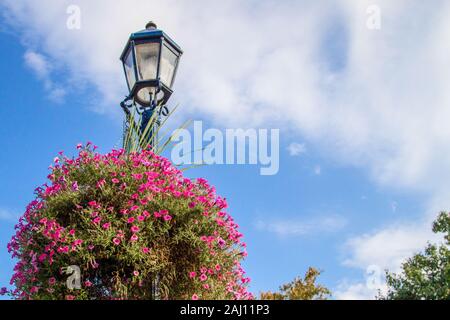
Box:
[119,22,183,148]
[120,22,183,108]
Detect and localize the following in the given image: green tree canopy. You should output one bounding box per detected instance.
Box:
[381,212,450,300]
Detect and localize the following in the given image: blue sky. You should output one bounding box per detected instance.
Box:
[1,0,449,299]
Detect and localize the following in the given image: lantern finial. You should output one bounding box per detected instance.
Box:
[145,21,157,30]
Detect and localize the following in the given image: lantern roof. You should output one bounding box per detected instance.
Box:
[120,21,183,61]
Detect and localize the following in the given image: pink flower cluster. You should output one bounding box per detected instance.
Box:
[6,143,251,300]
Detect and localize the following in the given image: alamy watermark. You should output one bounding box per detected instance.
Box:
[366,4,381,30]
[62,265,81,290]
[366,264,383,290]
[66,5,81,30]
[171,121,280,176]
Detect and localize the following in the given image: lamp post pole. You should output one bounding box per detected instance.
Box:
[118,21,183,299]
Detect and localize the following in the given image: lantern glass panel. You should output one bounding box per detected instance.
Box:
[160,45,178,87]
[135,42,160,81]
[123,48,136,89]
[136,87,166,105]
[136,87,155,105]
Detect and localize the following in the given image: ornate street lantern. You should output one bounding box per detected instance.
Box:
[119,21,182,146]
[120,21,183,107]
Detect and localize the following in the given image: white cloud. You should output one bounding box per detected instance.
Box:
[343,219,441,273]
[2,0,449,195]
[255,214,347,237]
[334,282,376,300]
[24,50,66,103]
[287,142,306,156]
[24,51,50,78]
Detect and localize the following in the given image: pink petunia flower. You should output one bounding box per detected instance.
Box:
[116,231,124,238]
[200,274,207,282]
[92,217,101,225]
[57,246,69,253]
[48,277,56,286]
[192,294,199,300]
[217,238,226,248]
[38,253,47,262]
[154,211,162,218]
[189,272,197,279]
[163,215,172,221]
[112,238,121,245]
[96,179,106,188]
[102,222,111,230]
[142,247,150,254]
[112,178,120,184]
[84,280,92,287]
[131,225,140,233]
[88,201,98,207]
[133,271,139,277]
[130,234,138,242]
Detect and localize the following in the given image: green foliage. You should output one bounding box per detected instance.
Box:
[122,105,191,156]
[381,212,450,300]
[259,267,331,300]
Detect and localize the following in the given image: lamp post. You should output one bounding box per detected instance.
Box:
[120,21,183,147]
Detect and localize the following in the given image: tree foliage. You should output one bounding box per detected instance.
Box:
[259,267,330,300]
[381,212,450,300]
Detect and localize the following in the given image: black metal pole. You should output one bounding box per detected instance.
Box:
[139,93,159,148]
